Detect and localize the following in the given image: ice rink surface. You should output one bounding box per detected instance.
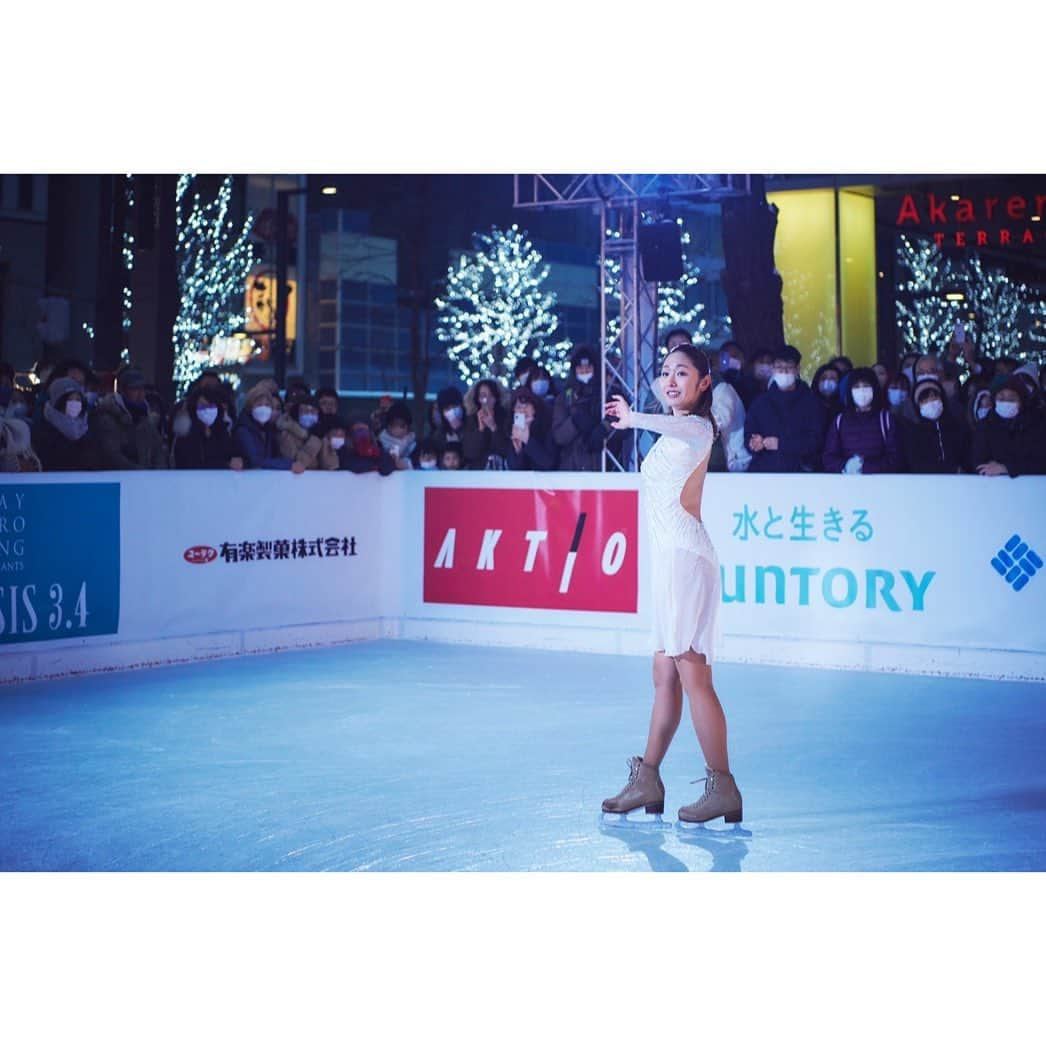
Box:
[1,639,1044,872]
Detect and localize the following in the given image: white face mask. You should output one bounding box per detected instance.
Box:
[443,406,463,423]
[65,400,84,418]
[852,386,874,408]
[995,401,1020,419]
[772,371,796,390]
[531,379,550,395]
[976,405,991,420]
[755,364,773,380]
[299,412,318,429]
[575,372,594,385]
[252,405,273,425]
[819,380,837,396]
[196,406,219,427]
[887,389,907,406]
[419,459,438,470]
[329,437,346,450]
[919,399,944,420]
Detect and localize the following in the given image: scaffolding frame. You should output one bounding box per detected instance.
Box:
[513,175,751,470]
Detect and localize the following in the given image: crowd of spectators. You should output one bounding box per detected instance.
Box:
[3,333,1046,478]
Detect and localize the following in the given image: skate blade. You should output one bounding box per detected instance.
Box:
[599,811,672,831]
[676,819,750,836]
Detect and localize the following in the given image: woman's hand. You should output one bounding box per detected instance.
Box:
[604,395,633,430]
[976,461,1009,476]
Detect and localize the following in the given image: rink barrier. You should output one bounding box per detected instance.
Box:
[1,470,1044,684]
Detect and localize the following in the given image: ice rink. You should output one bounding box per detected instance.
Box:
[2,639,1044,872]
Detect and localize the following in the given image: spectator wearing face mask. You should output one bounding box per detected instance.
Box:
[278,396,326,470]
[33,377,99,471]
[706,349,750,473]
[32,357,92,429]
[416,438,440,471]
[173,388,244,471]
[506,387,558,471]
[462,378,511,470]
[377,401,417,471]
[433,386,466,451]
[339,416,397,475]
[315,416,348,470]
[885,373,911,417]
[552,345,621,472]
[812,363,844,430]
[899,354,944,424]
[717,341,760,410]
[822,366,902,475]
[316,386,340,420]
[513,356,536,390]
[1011,363,1044,421]
[900,377,968,474]
[92,366,168,469]
[526,364,557,409]
[746,350,775,410]
[972,378,1046,477]
[968,388,994,432]
[233,382,303,472]
[744,345,824,473]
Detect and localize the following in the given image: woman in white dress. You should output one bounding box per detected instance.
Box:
[601,344,743,825]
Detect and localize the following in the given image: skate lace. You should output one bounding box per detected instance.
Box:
[627,758,641,787]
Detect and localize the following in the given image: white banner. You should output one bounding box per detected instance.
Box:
[2,470,1043,682]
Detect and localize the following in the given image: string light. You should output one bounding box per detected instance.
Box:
[172,175,256,397]
[121,174,134,365]
[434,224,571,386]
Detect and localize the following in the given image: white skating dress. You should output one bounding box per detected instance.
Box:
[634,412,721,661]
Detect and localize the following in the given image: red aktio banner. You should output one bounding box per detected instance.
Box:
[423,487,638,612]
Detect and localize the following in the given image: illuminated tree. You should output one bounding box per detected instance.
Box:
[895,233,963,355]
[434,224,571,385]
[172,175,256,397]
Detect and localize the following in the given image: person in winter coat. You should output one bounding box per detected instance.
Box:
[506,387,558,471]
[91,367,168,469]
[0,416,41,472]
[972,379,1046,478]
[376,400,416,470]
[233,383,303,472]
[432,386,466,452]
[821,366,902,474]
[33,377,100,471]
[811,362,844,432]
[551,345,620,472]
[278,396,326,470]
[338,416,397,475]
[900,377,969,474]
[173,387,244,470]
[717,341,763,411]
[744,346,825,472]
[460,379,511,470]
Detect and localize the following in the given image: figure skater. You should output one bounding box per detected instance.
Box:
[601,343,742,825]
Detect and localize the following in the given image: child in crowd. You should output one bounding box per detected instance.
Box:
[417,439,440,470]
[376,401,416,470]
[440,444,464,470]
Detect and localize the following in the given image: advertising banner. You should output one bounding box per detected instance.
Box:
[423,486,638,613]
[0,483,119,645]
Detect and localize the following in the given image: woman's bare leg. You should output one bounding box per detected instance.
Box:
[674,650,730,773]
[642,652,684,768]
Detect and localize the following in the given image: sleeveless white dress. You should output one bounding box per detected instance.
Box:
[634,412,721,660]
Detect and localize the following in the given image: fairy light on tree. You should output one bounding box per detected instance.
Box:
[172,175,256,397]
[434,224,571,385]
[121,174,134,365]
[962,252,1032,360]
[895,233,963,354]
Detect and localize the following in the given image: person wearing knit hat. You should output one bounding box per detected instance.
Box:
[900,376,969,474]
[972,377,1046,477]
[93,367,167,469]
[32,376,99,471]
[232,384,301,472]
[551,344,619,472]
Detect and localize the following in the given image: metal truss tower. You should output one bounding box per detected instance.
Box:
[514,175,751,470]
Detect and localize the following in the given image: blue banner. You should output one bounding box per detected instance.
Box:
[0,483,120,644]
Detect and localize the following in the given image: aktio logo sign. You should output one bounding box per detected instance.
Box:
[183,545,218,565]
[424,488,638,612]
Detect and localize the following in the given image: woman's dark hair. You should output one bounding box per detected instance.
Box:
[845,367,883,412]
[289,396,319,422]
[661,344,719,441]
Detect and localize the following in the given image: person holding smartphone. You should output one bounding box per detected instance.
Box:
[600,343,742,826]
[505,387,557,471]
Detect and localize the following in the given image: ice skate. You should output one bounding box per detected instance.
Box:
[677,767,743,827]
[600,756,669,827]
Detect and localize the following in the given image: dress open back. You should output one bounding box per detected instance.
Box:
[635,412,721,660]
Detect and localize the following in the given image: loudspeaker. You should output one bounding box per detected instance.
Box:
[638,221,684,282]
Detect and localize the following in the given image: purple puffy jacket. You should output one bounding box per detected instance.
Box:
[822,408,902,473]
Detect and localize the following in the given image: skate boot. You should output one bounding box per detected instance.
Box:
[601,756,665,820]
[677,767,743,825]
